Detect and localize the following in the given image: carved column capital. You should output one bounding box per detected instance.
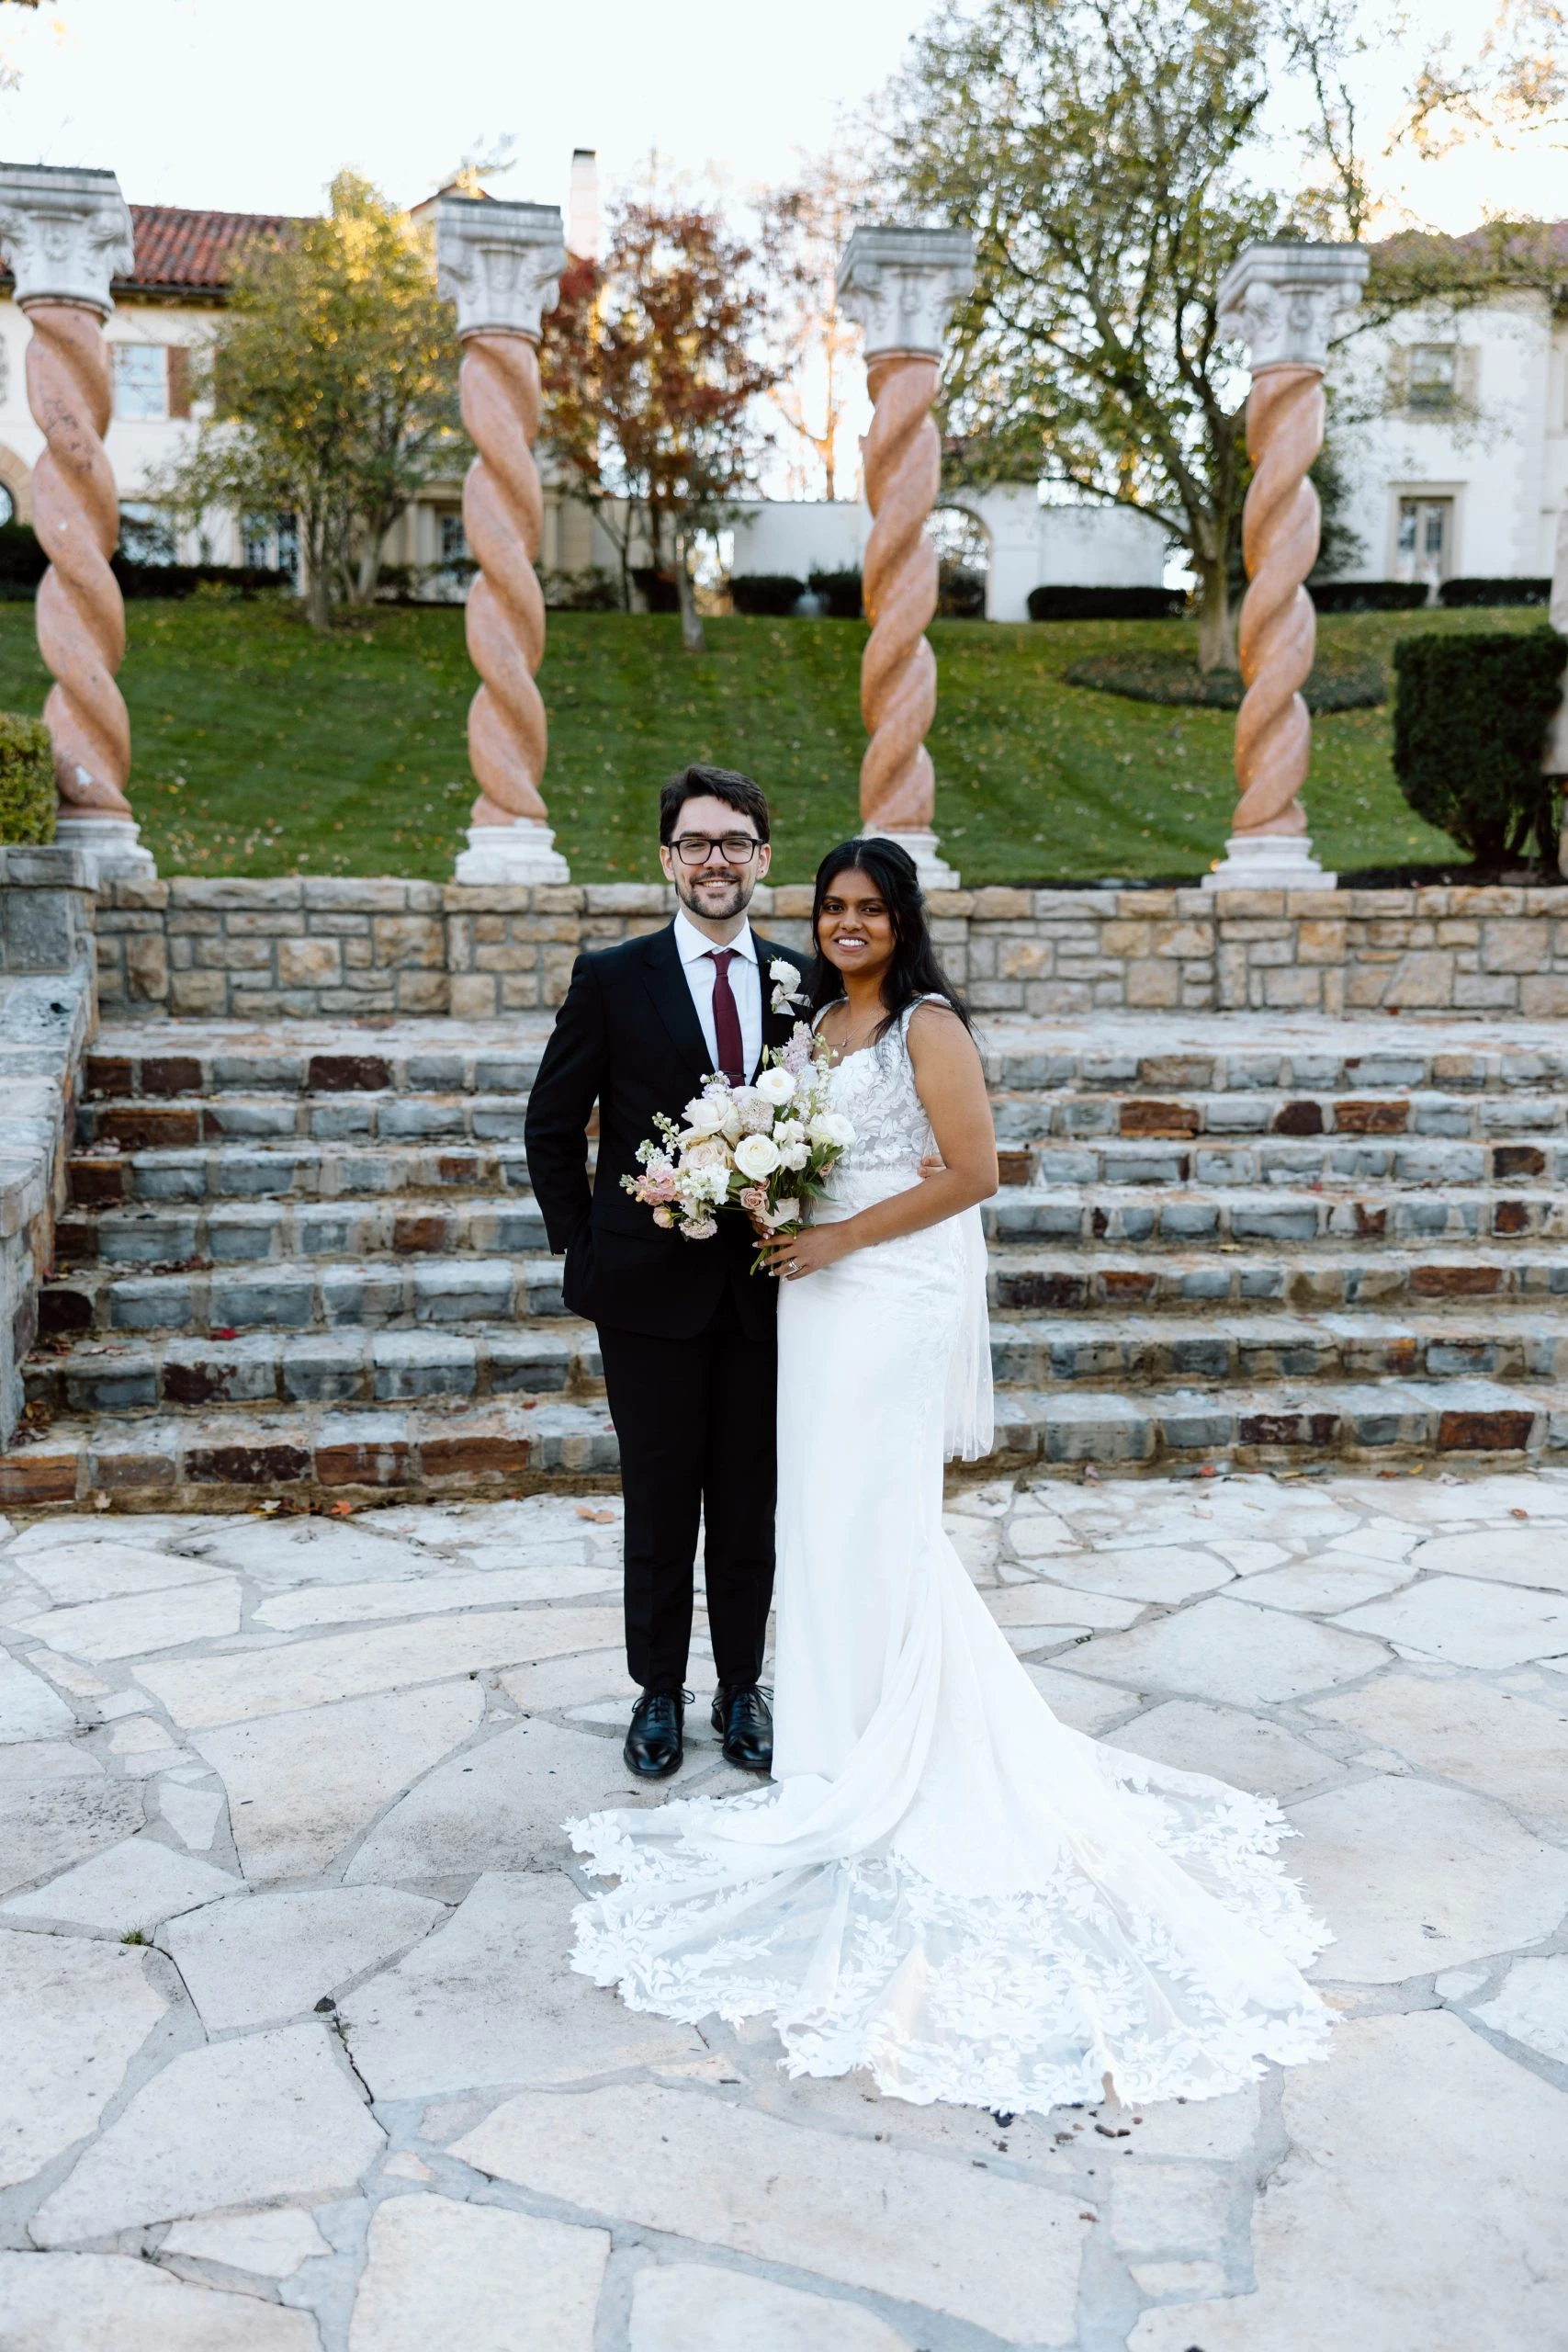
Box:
[1218,240,1369,376]
[0,163,134,318]
[435,197,566,343]
[837,224,975,359]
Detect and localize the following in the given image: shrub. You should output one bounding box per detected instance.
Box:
[1308,580,1427,614]
[114,560,291,601]
[938,565,987,619]
[0,713,56,844]
[1438,576,1551,608]
[541,567,621,612]
[807,568,863,618]
[1392,628,1567,864]
[1027,584,1186,621]
[729,573,805,616]
[1066,649,1383,712]
[631,566,679,615]
[0,522,46,589]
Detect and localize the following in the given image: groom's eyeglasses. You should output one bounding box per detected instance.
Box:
[671,833,762,866]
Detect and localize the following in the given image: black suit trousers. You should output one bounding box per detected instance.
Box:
[597,1272,776,1695]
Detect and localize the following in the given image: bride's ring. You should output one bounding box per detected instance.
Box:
[787,1258,799,1275]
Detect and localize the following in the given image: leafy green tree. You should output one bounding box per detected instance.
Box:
[159,173,460,629]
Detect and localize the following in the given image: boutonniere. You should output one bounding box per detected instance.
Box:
[770,957,807,1017]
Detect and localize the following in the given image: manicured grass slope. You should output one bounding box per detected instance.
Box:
[0,598,1540,884]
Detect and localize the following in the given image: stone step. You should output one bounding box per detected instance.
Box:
[990,1308,1568,1388]
[1008,1136,1566,1189]
[85,1036,548,1101]
[39,1254,569,1340]
[57,1193,548,1269]
[0,1395,621,1511]
[992,1087,1568,1142]
[26,1317,601,1417]
[6,1371,1556,1513]
[77,1091,535,1148]
[68,1141,536,1205]
[990,1378,1558,1468]
[987,1242,1568,1313]
[986,1185,1568,1249]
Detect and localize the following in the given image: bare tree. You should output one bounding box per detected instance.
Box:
[758,152,871,501]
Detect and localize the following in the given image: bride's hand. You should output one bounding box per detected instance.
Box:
[761,1225,851,1281]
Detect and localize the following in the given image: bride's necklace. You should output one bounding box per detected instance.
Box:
[819,1001,884,1061]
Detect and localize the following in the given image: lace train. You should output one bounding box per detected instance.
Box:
[569,1741,1332,2111]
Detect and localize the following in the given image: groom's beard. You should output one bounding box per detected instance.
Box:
[674,866,756,922]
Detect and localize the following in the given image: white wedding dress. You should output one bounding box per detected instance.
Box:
[568,1002,1333,2109]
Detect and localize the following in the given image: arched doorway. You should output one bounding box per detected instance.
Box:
[0,444,33,526]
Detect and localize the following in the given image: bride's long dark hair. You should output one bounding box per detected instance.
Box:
[805,836,972,1039]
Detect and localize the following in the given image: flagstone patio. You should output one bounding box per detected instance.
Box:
[2,1465,1567,2348]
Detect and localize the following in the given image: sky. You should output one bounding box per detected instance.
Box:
[0,0,1558,234]
[0,0,937,220]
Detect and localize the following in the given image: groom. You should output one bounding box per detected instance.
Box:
[525,766,812,1781]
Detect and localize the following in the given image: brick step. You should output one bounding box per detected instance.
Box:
[991,1377,1558,1468]
[991,1308,1568,1388]
[6,1370,1556,1513]
[0,1395,621,1512]
[991,1087,1568,1142]
[984,1041,1568,1094]
[38,1254,569,1340]
[987,1243,1568,1313]
[25,1317,601,1417]
[1007,1136,1565,1190]
[77,1091,534,1148]
[69,1141,536,1206]
[986,1184,1568,1249]
[57,1193,548,1269]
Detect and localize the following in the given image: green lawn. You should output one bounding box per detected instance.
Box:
[0,595,1544,884]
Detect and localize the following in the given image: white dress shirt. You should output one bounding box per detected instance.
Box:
[673,908,762,1080]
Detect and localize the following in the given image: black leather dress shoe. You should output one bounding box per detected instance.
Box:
[624,1690,683,1780]
[712,1682,773,1771]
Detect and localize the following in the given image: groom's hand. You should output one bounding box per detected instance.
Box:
[919,1153,945,1180]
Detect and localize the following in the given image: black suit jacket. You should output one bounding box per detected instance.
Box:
[525,922,814,1340]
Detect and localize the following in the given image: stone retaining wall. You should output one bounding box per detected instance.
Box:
[92,875,1568,1023]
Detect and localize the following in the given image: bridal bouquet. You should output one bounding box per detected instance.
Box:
[623,1020,854,1252]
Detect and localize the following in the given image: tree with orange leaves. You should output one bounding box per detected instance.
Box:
[541,196,777,651]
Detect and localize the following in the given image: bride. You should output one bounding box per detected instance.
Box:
[568,836,1332,2111]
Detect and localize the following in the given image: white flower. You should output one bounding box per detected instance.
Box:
[773,1117,806,1144]
[732,1086,774,1136]
[755,1065,797,1105]
[682,1136,731,1172]
[684,1093,729,1135]
[780,1141,810,1171]
[734,1132,782,1180]
[760,1196,799,1227]
[807,1112,855,1149]
[682,1214,717,1239]
[770,956,797,986]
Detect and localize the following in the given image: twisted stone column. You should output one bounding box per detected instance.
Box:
[438,197,570,887]
[860,351,941,835]
[0,164,152,882]
[1206,241,1369,891]
[839,226,974,890]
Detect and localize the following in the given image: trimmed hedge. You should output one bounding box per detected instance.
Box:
[1027,584,1186,621]
[1393,628,1567,864]
[0,713,55,844]
[1438,576,1551,608]
[0,525,289,603]
[730,573,806,616]
[1308,580,1427,614]
[807,569,863,618]
[1066,649,1383,713]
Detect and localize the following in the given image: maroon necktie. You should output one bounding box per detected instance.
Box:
[706,948,745,1084]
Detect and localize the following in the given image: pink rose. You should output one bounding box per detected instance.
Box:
[739,1184,766,1212]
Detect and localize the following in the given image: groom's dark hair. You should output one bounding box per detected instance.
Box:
[659,764,771,845]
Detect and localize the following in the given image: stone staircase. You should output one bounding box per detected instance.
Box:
[6,1009,1568,1509]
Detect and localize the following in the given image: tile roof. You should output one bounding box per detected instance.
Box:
[119,204,295,294]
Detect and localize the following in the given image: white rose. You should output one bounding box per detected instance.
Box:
[755,1065,796,1105]
[761,1196,799,1227]
[773,1117,805,1144]
[770,957,797,985]
[734,1132,782,1180]
[780,1141,810,1171]
[684,1093,728,1134]
[807,1113,855,1149]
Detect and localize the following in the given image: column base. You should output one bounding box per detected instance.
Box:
[1201,833,1336,891]
[453,820,571,887]
[53,817,157,887]
[862,827,961,890]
